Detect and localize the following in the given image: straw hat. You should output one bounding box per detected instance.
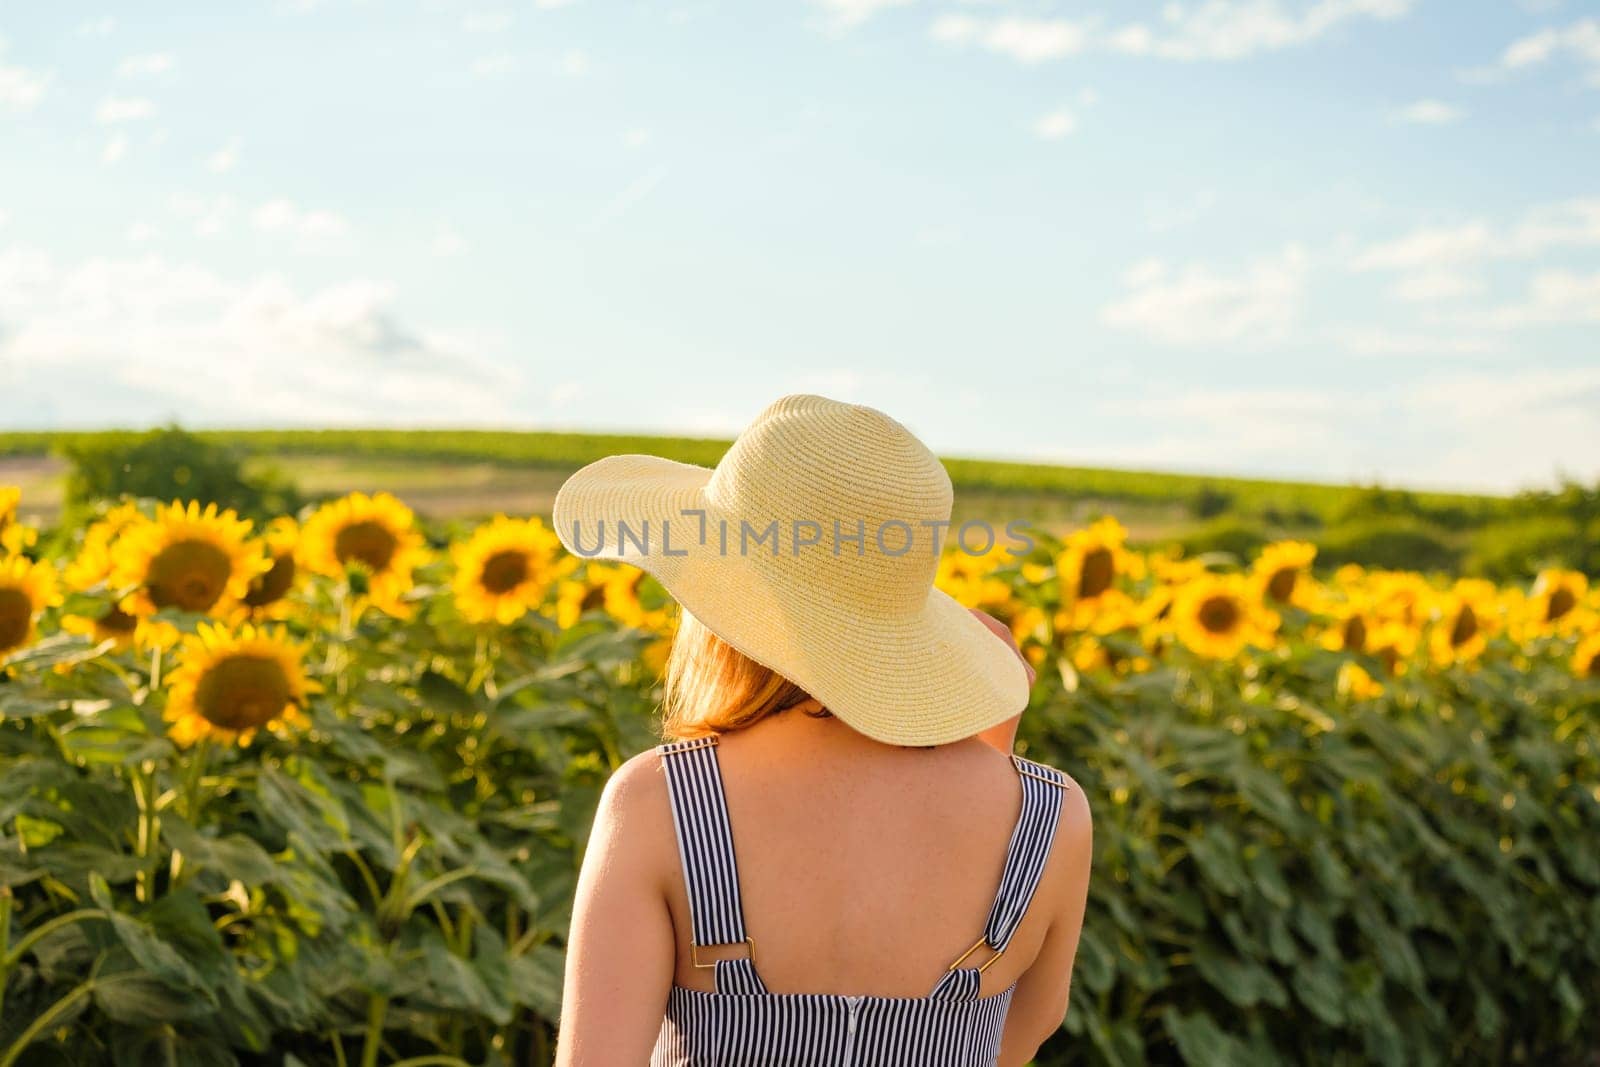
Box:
[551,394,1030,746]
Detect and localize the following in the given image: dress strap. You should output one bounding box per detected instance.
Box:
[930,754,1069,1001]
[657,736,767,995]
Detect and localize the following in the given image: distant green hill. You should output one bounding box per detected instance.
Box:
[0,427,1508,524]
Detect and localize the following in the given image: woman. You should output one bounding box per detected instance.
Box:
[552,395,1093,1066]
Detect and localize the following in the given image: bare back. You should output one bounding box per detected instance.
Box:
[668,709,1060,999]
[555,705,1094,1065]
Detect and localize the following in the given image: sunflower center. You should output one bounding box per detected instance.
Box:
[1376,644,1401,675]
[1449,604,1478,648]
[479,550,530,595]
[1342,615,1368,653]
[193,654,292,732]
[147,539,234,612]
[1266,567,1297,602]
[334,520,398,572]
[1078,547,1115,599]
[580,585,607,612]
[99,606,138,634]
[0,587,32,651]
[1585,652,1600,680]
[245,554,297,608]
[1197,595,1240,635]
[1547,587,1577,622]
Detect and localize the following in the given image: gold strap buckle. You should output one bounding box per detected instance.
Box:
[1011,755,1066,788]
[691,937,756,969]
[948,936,1004,974]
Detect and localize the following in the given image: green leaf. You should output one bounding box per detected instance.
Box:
[1162,1008,1254,1066]
[1187,824,1248,897]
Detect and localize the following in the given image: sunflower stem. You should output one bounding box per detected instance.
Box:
[359,993,389,1067]
[169,739,211,887]
[0,887,10,1022]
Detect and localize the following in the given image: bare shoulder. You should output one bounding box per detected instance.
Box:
[1028,760,1093,893]
[591,748,676,867]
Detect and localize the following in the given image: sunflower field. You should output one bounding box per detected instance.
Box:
[0,486,1598,1066]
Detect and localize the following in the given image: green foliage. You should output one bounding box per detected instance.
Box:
[57,428,299,522]
[0,583,661,1067]
[1019,651,1600,1066]
[1172,519,1270,564]
[1465,517,1586,582]
[1189,485,1235,520]
[1317,519,1461,574]
[0,428,1509,526]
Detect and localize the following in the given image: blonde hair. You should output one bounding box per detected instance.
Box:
[660,612,822,740]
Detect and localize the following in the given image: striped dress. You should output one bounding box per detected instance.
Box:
[650,735,1070,1066]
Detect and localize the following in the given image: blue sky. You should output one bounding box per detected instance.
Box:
[1,0,1597,492]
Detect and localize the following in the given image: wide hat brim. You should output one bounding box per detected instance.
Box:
[551,453,1030,747]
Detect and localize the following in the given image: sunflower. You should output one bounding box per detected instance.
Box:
[0,487,38,555]
[298,492,427,616]
[1055,518,1133,603]
[111,501,263,618]
[1169,574,1276,659]
[552,563,620,628]
[241,517,301,616]
[61,605,144,650]
[0,555,62,657]
[1366,621,1419,677]
[1428,579,1499,667]
[1367,571,1433,627]
[63,502,148,590]
[603,566,674,634]
[1337,661,1385,701]
[451,516,569,624]
[936,550,1014,612]
[1319,600,1372,654]
[164,622,321,747]
[1573,631,1600,680]
[1253,540,1317,605]
[1525,570,1589,635]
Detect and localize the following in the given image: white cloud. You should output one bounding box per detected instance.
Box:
[206,138,241,174]
[252,199,353,247]
[0,209,9,228]
[1471,270,1600,328]
[0,62,48,115]
[1349,222,1495,270]
[126,222,161,243]
[471,53,516,77]
[116,53,174,77]
[170,194,235,238]
[1350,199,1600,271]
[595,167,668,226]
[624,127,651,148]
[463,11,513,33]
[931,15,1088,63]
[101,133,129,164]
[1033,108,1077,140]
[1388,270,1484,302]
[811,0,914,32]
[1393,98,1463,124]
[1108,0,1415,62]
[1337,327,1498,356]
[432,224,466,257]
[95,96,156,123]
[1398,368,1600,489]
[0,248,517,424]
[1102,245,1308,345]
[557,49,589,76]
[1499,17,1600,85]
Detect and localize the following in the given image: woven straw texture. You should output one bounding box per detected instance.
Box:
[551,394,1030,746]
